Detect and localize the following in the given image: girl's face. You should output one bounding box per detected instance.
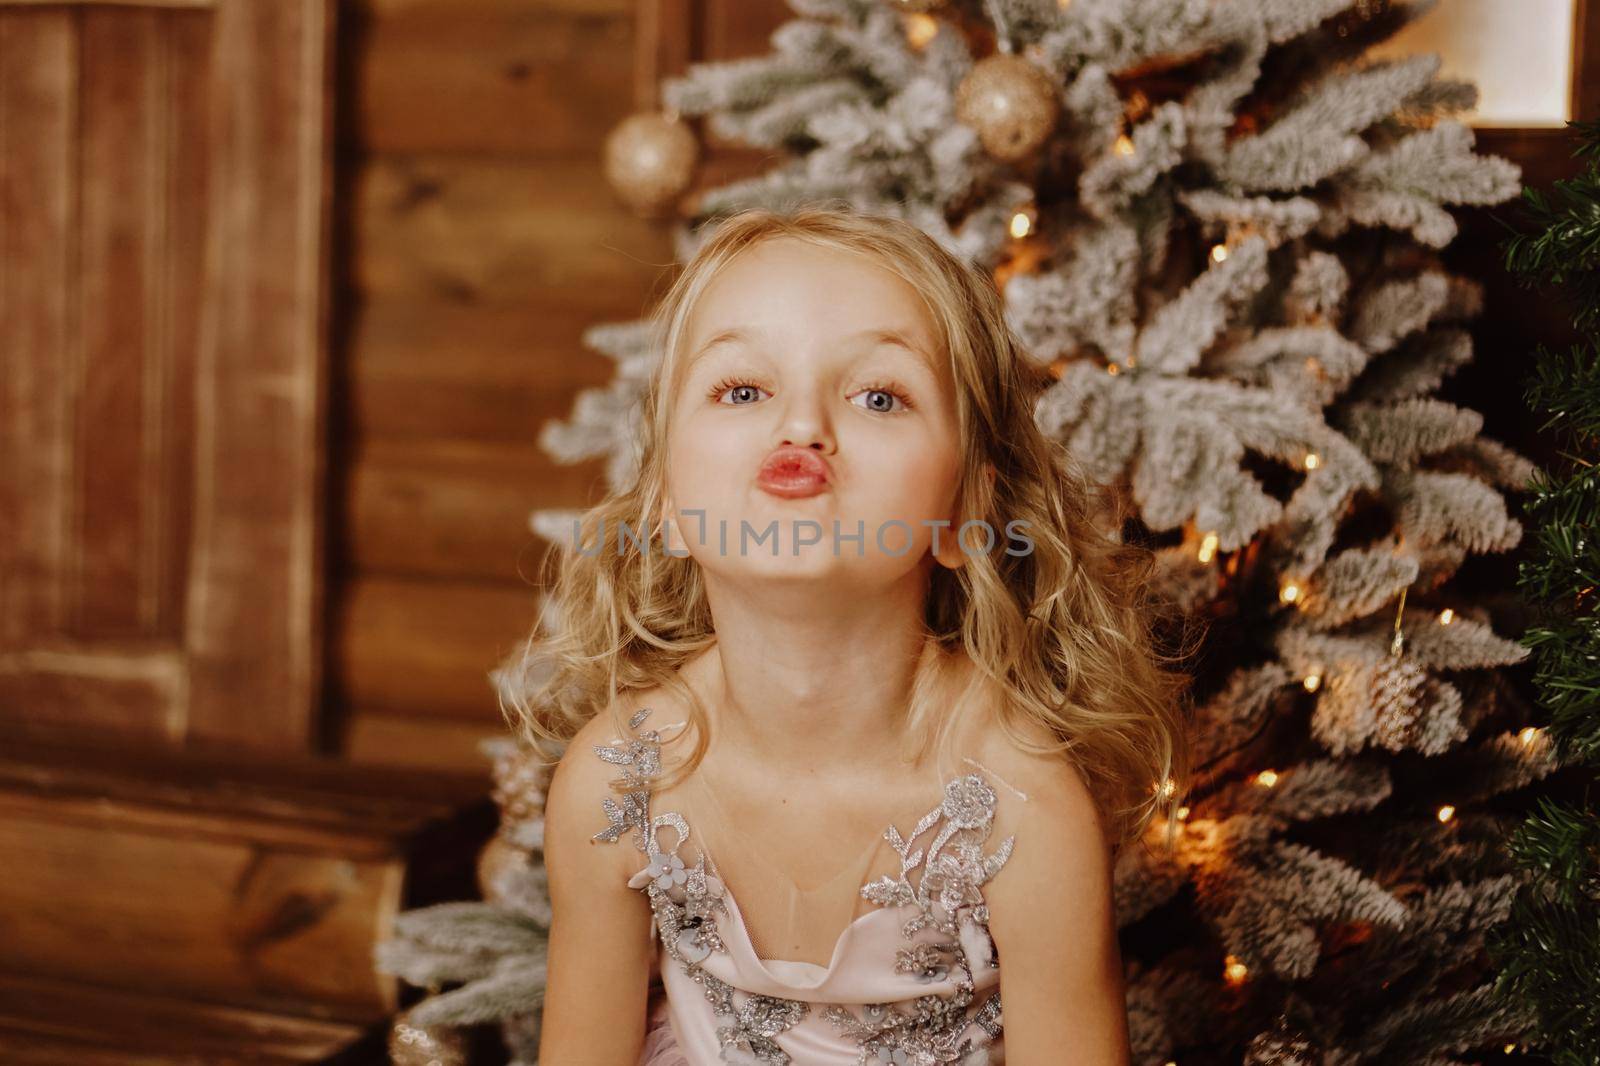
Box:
[662,237,971,588]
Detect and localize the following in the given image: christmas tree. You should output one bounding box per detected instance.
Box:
[377,1,1568,1062]
[1484,118,1600,1066]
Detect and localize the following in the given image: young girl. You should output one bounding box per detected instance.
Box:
[507,206,1191,1065]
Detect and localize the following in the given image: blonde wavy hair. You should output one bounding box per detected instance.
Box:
[498,204,1195,852]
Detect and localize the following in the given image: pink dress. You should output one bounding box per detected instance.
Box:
[590,707,1020,1066]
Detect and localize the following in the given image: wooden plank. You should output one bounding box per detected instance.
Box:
[0,973,371,1065]
[1576,0,1599,122]
[637,0,694,112]
[0,10,76,646]
[0,645,182,743]
[0,814,401,1015]
[353,155,668,303]
[156,9,212,646]
[185,0,334,750]
[75,8,164,637]
[361,0,630,15]
[345,437,595,579]
[348,295,636,443]
[0,723,489,845]
[354,3,635,155]
[0,1,215,8]
[342,708,507,773]
[337,574,539,720]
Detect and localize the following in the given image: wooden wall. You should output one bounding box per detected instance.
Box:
[328,0,682,770]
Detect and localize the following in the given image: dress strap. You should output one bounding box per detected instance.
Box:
[961,756,1030,802]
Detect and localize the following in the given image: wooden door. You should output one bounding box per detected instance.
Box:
[0,0,334,752]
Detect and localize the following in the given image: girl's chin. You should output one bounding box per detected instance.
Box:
[695,552,928,585]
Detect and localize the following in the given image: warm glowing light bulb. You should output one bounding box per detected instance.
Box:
[904,13,939,48]
[1154,777,1177,798]
[1280,580,1302,604]
[1438,608,1454,625]
[1437,805,1455,823]
[1115,134,1134,156]
[1010,211,1032,239]
[1519,727,1539,745]
[1223,955,1249,984]
[1176,806,1190,820]
[1211,243,1228,263]
[1106,363,1120,375]
[1197,531,1219,563]
[1304,452,1321,470]
[1504,1044,1517,1054]
[1256,769,1278,787]
[1303,673,1322,692]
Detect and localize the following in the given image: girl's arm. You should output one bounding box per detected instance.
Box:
[537,713,657,1065]
[984,755,1131,1065]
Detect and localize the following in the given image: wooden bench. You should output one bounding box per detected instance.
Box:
[0,723,497,1063]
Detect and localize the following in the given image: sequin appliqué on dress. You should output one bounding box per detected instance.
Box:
[592,707,1015,1066]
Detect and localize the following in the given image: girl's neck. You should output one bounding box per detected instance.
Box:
[687,574,941,776]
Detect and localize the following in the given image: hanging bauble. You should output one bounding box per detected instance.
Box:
[388,1006,469,1066]
[954,53,1059,162]
[603,111,698,217]
[476,833,534,905]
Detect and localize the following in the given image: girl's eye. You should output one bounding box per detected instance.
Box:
[851,384,914,414]
[708,377,769,405]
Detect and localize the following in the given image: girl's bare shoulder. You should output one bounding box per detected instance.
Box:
[963,697,1099,832]
[545,693,675,880]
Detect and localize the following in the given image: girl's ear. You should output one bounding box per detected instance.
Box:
[933,525,968,570]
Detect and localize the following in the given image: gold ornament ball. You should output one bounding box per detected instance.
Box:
[476,834,533,904]
[388,1007,468,1066]
[955,53,1060,162]
[603,111,698,217]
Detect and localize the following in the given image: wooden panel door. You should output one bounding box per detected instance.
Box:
[0,0,334,751]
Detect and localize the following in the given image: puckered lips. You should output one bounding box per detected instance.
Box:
[755,445,832,499]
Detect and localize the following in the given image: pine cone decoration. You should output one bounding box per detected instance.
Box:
[476,834,535,906]
[489,744,550,828]
[388,1006,469,1066]
[1368,656,1428,751]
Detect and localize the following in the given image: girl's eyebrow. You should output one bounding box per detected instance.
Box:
[686,326,936,370]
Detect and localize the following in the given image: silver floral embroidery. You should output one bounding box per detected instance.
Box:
[591,707,1011,1066]
[833,771,1013,1064]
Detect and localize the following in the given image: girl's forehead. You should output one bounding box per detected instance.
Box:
[684,241,943,359]
[694,240,934,320]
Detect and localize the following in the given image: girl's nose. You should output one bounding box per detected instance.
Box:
[774,387,836,455]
